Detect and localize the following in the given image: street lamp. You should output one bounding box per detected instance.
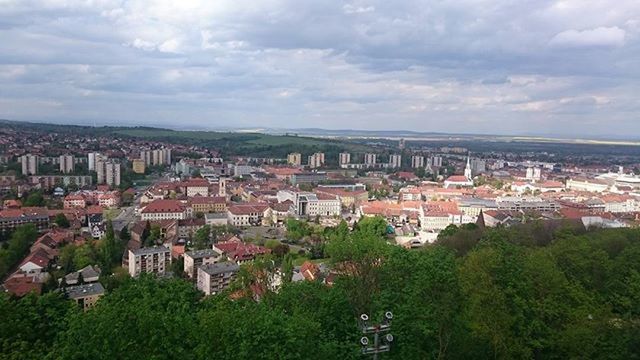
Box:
[359,312,393,359]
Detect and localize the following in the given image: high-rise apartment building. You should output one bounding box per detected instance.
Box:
[59,154,75,174]
[21,154,38,175]
[287,153,302,166]
[364,153,377,167]
[96,159,121,187]
[307,152,325,169]
[411,155,424,168]
[389,154,402,168]
[339,152,351,166]
[128,246,171,277]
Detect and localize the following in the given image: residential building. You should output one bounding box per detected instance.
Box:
[21,154,38,175]
[0,208,50,235]
[96,159,121,187]
[364,153,377,167]
[87,152,100,171]
[389,154,402,168]
[339,153,351,166]
[411,155,424,168]
[65,283,105,311]
[128,246,171,277]
[59,154,75,174]
[132,159,146,174]
[287,153,302,166]
[196,262,239,296]
[307,152,325,169]
[28,175,92,189]
[184,249,224,278]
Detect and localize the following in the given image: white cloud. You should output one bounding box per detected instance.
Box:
[549,27,626,48]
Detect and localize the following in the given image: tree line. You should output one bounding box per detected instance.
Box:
[1,219,640,359]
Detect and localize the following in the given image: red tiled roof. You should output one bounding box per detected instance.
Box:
[141,199,185,214]
[228,203,269,215]
[3,277,42,297]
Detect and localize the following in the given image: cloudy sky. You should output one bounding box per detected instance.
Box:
[0,0,638,137]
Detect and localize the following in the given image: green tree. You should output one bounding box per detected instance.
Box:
[0,224,38,279]
[193,225,211,250]
[54,213,70,228]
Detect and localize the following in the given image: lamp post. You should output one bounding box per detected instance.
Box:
[359,312,393,360]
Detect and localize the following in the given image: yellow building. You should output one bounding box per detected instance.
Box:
[132,159,146,174]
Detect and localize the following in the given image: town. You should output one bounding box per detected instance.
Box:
[2,121,640,305]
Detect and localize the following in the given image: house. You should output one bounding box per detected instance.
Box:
[64,194,86,209]
[65,283,105,311]
[98,192,120,208]
[196,262,240,295]
[183,249,224,278]
[2,277,42,297]
[64,265,101,285]
[17,248,51,282]
[213,238,270,263]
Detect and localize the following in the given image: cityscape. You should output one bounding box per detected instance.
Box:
[1,1,640,359]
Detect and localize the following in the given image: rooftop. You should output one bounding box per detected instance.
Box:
[199,262,240,276]
[65,282,105,299]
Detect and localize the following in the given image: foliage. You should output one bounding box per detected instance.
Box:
[54,213,70,228]
[0,224,38,279]
[285,218,313,241]
[23,191,45,207]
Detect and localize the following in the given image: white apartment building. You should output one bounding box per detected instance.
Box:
[96,159,121,186]
[128,246,171,277]
[339,153,351,166]
[21,154,38,175]
[411,155,424,168]
[307,152,325,169]
[287,153,302,166]
[389,154,402,168]
[184,249,224,278]
[59,155,75,174]
[364,153,377,167]
[197,262,240,296]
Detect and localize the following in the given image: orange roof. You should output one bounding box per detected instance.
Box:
[141,199,185,214]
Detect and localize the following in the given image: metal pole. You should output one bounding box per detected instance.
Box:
[373,329,379,360]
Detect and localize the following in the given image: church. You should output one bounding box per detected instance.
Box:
[443,155,475,189]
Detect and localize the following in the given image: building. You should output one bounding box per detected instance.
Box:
[141,148,172,166]
[128,246,172,277]
[287,153,302,166]
[526,167,542,181]
[189,196,226,214]
[389,154,402,168]
[277,190,340,217]
[227,203,271,227]
[411,155,424,168]
[65,283,105,311]
[364,153,377,167]
[140,199,186,221]
[196,262,239,295]
[307,152,325,169]
[428,156,443,168]
[96,159,121,187]
[0,208,50,235]
[132,159,146,174]
[28,175,92,189]
[87,152,100,171]
[58,155,74,174]
[566,178,609,193]
[183,249,224,278]
[290,172,327,186]
[21,154,38,175]
[185,178,210,197]
[63,194,86,209]
[339,153,351,166]
[470,158,486,175]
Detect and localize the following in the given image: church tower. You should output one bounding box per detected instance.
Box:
[464,154,472,180]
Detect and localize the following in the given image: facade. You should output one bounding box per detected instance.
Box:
[364,153,377,167]
[0,209,50,235]
[59,155,75,174]
[290,172,327,185]
[196,262,239,296]
[132,159,146,174]
[65,283,105,311]
[411,155,424,168]
[29,175,92,189]
[287,153,302,166]
[183,249,224,278]
[141,148,172,166]
[87,152,100,171]
[128,246,172,277]
[140,199,186,221]
[96,159,121,187]
[339,153,351,166]
[307,152,325,169]
[389,154,402,168]
[189,196,227,214]
[227,203,271,226]
[21,154,38,175]
[185,179,210,197]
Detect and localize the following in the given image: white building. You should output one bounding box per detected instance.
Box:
[140,199,187,221]
[307,153,325,169]
[96,159,121,187]
[197,262,240,296]
[184,249,224,278]
[287,153,302,166]
[128,246,171,277]
[21,154,38,175]
[339,153,351,166]
[389,154,402,168]
[364,153,377,167]
[59,155,75,174]
[411,155,424,168]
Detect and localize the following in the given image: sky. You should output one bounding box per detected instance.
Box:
[0,0,639,138]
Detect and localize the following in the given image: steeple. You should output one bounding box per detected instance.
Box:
[464,153,472,180]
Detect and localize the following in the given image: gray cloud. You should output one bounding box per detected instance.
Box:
[0,0,639,137]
